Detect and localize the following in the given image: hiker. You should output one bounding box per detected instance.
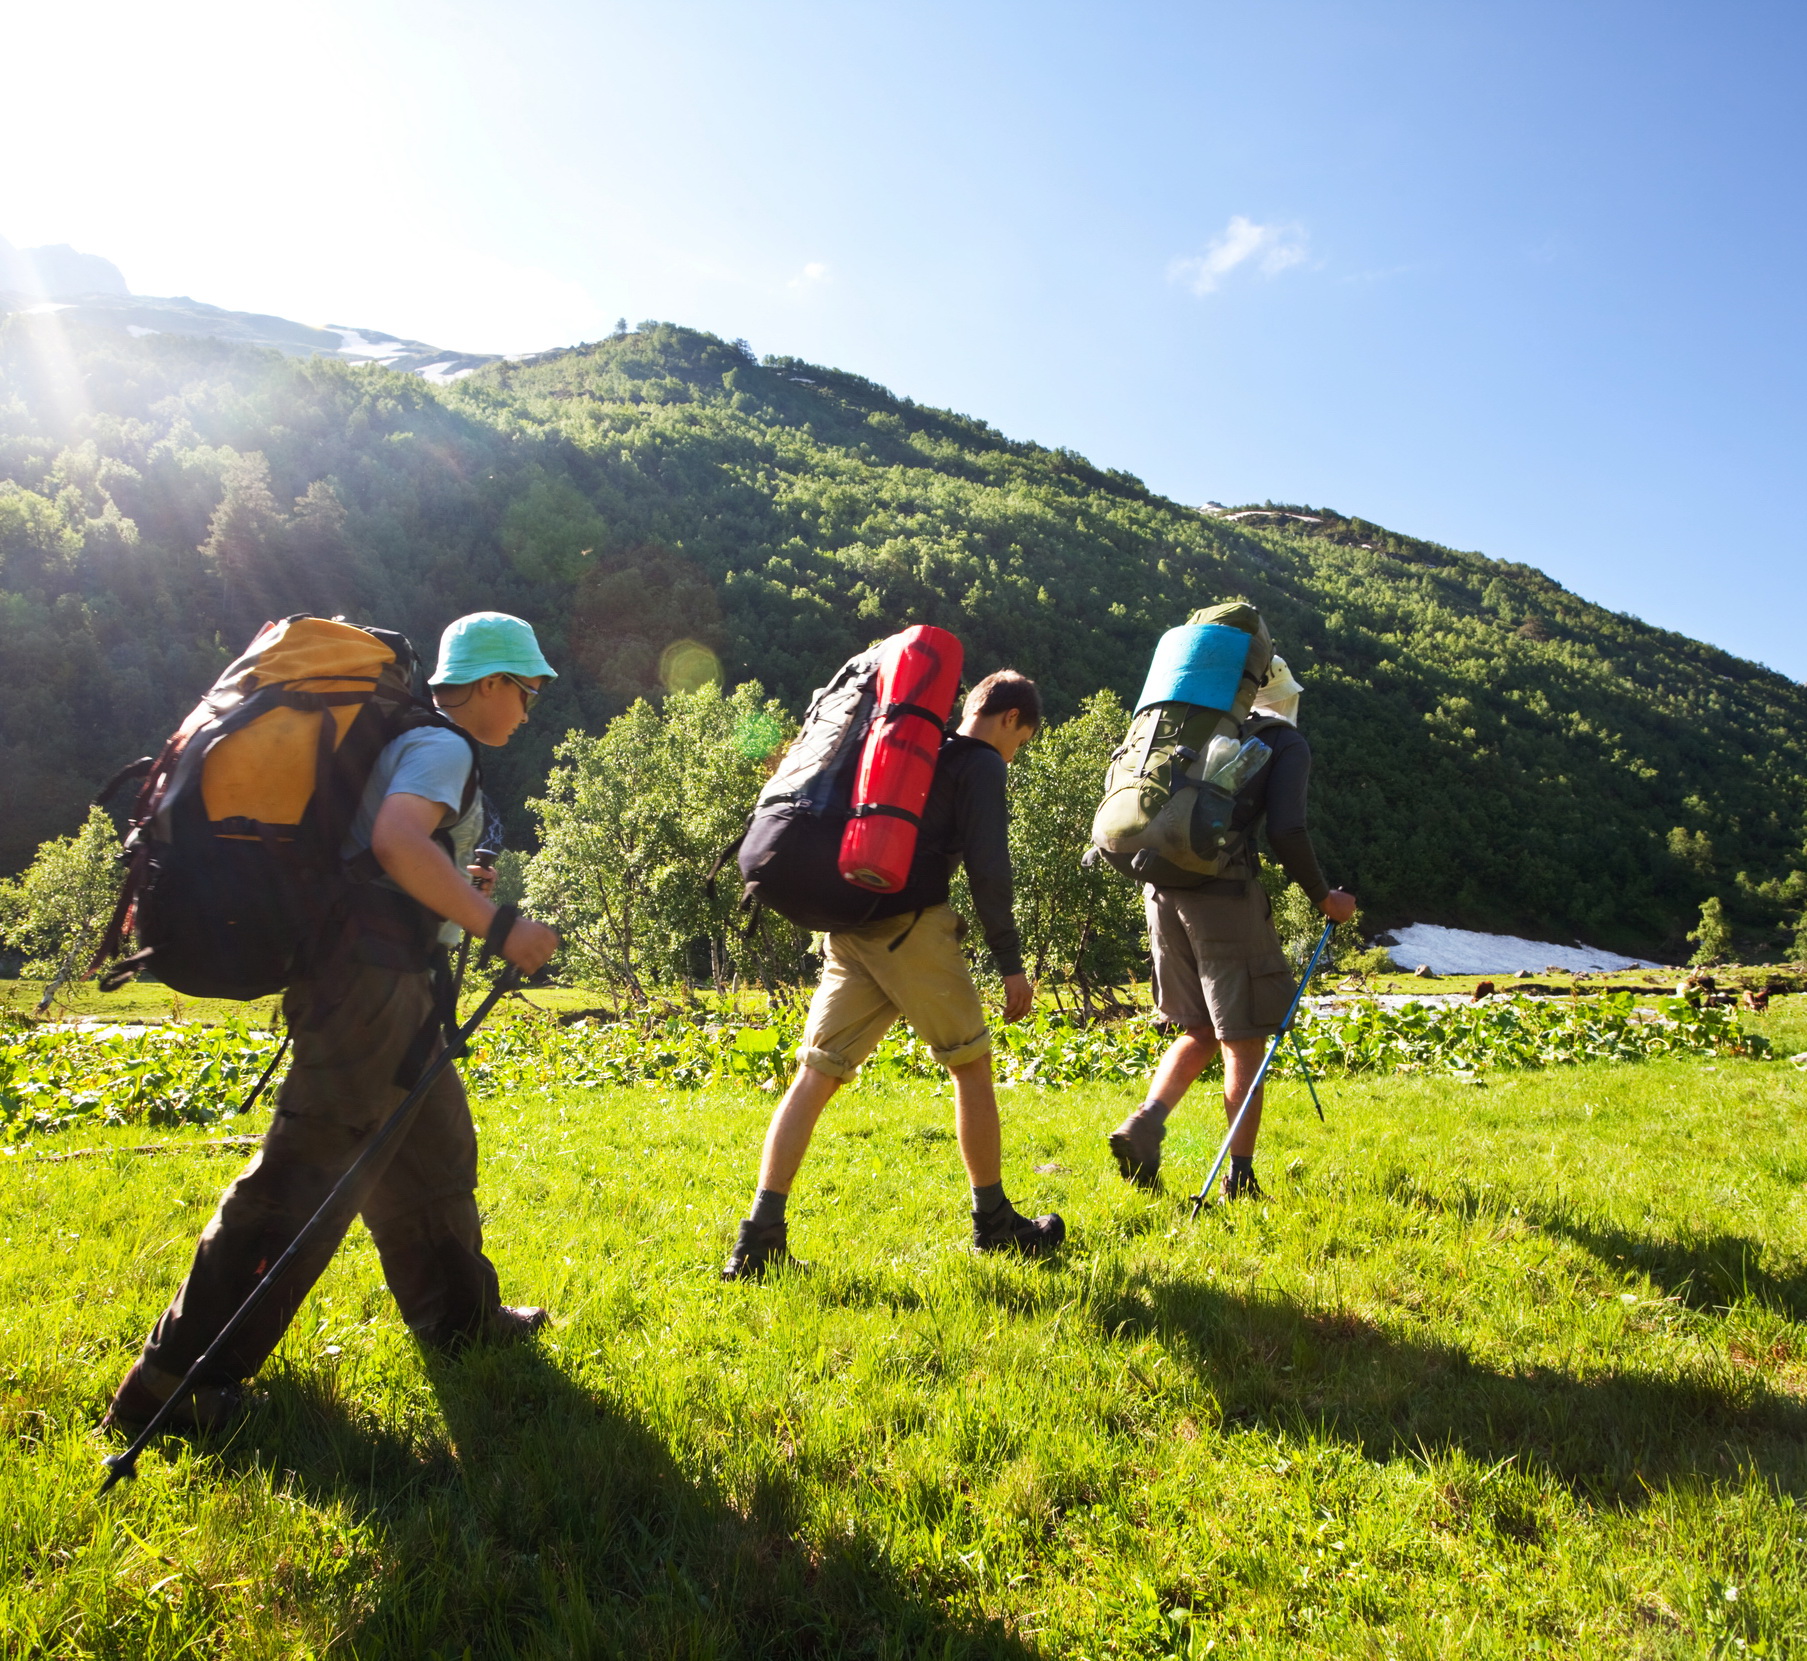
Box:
[1107,656,1356,1199]
[723,670,1065,1278]
[105,612,562,1434]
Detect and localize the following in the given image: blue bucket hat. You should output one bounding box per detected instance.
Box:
[429,612,558,686]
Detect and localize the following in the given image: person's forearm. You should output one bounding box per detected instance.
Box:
[966,854,1025,974]
[371,829,496,936]
[955,768,1024,974]
[1267,827,1331,905]
[978,911,1025,977]
[1262,737,1329,903]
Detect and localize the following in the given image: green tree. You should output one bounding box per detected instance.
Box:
[1256,860,1361,982]
[524,682,796,998]
[1687,896,1734,967]
[0,806,120,1008]
[1003,690,1144,1002]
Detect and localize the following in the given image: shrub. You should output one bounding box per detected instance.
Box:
[0,806,119,1005]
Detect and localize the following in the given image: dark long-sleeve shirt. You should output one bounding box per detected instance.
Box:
[869,735,1024,976]
[1233,721,1330,904]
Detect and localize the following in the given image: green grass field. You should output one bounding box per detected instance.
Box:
[4,1003,1806,1657]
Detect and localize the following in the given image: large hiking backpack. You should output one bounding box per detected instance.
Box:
[92,615,478,999]
[731,627,962,932]
[839,625,964,893]
[1090,602,1276,888]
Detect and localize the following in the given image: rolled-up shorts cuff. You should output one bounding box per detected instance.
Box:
[1208,1019,1281,1042]
[796,1044,860,1082]
[930,1032,992,1071]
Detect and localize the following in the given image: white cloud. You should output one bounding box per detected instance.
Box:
[1168,216,1308,296]
[788,261,829,290]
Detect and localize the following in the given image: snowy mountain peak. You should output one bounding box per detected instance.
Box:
[0,234,498,382]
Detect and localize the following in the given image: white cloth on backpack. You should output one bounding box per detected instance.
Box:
[1253,655,1302,726]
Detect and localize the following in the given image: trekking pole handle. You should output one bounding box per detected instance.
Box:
[1188,920,1335,1221]
[100,967,521,1494]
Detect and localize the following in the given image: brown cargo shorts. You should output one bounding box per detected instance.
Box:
[799,904,991,1080]
[1145,881,1295,1040]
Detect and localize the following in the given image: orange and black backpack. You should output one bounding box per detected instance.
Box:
[92,615,478,999]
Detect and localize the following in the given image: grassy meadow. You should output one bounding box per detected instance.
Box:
[3,998,1806,1657]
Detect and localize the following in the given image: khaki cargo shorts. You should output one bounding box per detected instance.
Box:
[799,903,991,1080]
[1145,881,1295,1040]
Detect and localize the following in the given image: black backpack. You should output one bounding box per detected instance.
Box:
[727,645,896,933]
[92,616,478,999]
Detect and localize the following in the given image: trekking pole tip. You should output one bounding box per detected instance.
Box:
[1187,1191,1206,1222]
[98,1452,137,1494]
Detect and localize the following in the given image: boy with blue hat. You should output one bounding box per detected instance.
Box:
[107,614,562,1434]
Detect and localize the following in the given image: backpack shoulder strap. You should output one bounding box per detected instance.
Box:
[389,704,483,816]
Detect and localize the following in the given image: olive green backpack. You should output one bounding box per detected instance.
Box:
[1090,602,1276,889]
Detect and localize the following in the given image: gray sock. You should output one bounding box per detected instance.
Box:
[749,1188,788,1228]
[1131,1097,1171,1127]
[972,1181,1007,1215]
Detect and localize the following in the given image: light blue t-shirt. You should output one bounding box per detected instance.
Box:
[343,728,480,945]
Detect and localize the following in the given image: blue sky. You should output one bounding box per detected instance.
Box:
[5,1,1802,677]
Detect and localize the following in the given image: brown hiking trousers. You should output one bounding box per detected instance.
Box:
[134,961,502,1394]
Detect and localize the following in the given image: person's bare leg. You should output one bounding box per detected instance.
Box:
[1109,1024,1222,1184]
[756,1065,842,1194]
[949,1055,1002,1189]
[953,1052,1064,1251]
[1220,1037,1268,1155]
[1148,1026,1220,1113]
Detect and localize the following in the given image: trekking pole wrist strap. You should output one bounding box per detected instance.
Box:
[480,904,520,966]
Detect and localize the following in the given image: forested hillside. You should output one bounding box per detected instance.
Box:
[2,314,1802,958]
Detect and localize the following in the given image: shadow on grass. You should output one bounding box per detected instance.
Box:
[204,1347,1034,1660]
[1088,1269,1807,1505]
[1365,1173,1807,1322]
[1529,1209,1807,1321]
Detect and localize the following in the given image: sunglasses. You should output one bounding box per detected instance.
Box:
[500,673,543,707]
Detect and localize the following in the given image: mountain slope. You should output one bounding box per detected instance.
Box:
[0,314,1800,957]
[0,236,497,380]
[0,236,127,298]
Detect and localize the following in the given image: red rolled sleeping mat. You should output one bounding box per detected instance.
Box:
[839,624,964,892]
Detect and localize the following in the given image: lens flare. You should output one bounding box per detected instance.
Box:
[658,639,721,695]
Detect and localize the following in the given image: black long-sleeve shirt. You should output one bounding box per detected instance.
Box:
[1232,721,1330,903]
[869,735,1024,976]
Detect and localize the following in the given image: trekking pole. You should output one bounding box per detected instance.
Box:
[1289,1029,1325,1122]
[233,1031,290,1117]
[1187,921,1335,1221]
[452,853,499,1005]
[453,799,506,1005]
[100,965,521,1495]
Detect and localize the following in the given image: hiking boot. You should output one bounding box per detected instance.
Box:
[972,1201,1066,1258]
[1107,1113,1165,1188]
[482,1305,550,1346]
[103,1361,244,1437]
[420,1304,551,1358]
[1221,1163,1266,1203]
[721,1218,793,1282]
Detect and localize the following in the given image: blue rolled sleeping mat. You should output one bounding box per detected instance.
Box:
[1135,622,1260,715]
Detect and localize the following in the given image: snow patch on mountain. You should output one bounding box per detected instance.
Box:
[1,235,504,384]
[1381,924,1662,975]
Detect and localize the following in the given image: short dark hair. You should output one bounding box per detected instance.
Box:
[963,670,1042,731]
